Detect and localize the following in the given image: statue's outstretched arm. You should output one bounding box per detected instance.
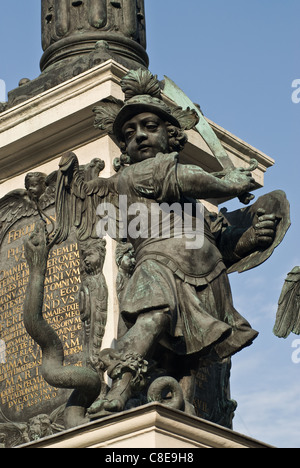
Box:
[177,163,256,200]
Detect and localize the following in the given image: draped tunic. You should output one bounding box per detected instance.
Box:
[97,153,258,358]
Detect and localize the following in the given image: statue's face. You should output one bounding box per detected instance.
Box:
[29,415,51,439]
[82,249,103,273]
[26,176,46,200]
[122,112,169,163]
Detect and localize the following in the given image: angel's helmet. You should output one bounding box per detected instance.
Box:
[93,69,199,164]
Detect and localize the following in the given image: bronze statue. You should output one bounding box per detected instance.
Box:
[0,161,109,441]
[0,406,65,447]
[23,69,289,425]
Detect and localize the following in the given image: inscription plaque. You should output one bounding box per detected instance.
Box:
[0,208,84,425]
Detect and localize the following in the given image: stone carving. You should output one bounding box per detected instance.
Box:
[20,68,289,427]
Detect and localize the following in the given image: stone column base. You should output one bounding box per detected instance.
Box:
[20,403,273,449]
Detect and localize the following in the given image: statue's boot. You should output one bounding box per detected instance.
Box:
[102,371,134,412]
[89,348,148,415]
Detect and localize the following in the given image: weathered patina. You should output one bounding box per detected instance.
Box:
[22,69,289,427]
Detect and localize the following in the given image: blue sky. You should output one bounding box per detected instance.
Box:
[0,1,299,448]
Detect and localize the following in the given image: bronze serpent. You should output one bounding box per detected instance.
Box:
[23,222,101,429]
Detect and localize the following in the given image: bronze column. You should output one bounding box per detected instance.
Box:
[40,0,148,71]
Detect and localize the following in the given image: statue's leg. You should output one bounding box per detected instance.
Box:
[89,309,170,415]
[104,310,170,411]
[117,309,170,356]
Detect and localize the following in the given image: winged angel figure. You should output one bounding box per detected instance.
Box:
[23,69,290,425]
[0,158,106,248]
[0,171,57,245]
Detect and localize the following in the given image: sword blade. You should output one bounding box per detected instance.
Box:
[163,76,234,170]
[162,76,256,204]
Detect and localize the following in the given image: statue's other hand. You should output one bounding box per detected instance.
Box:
[223,167,256,195]
[252,208,277,248]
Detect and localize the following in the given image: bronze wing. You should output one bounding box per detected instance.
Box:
[0,189,37,245]
[38,170,57,211]
[273,267,300,338]
[54,152,111,245]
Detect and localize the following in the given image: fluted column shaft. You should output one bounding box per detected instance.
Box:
[41,0,148,70]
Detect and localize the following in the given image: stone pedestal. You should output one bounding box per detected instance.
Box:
[19,403,273,448]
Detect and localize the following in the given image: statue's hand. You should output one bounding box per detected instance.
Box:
[223,167,256,196]
[232,208,277,258]
[24,222,50,275]
[251,208,277,248]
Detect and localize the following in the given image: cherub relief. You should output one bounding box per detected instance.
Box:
[0,171,56,244]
